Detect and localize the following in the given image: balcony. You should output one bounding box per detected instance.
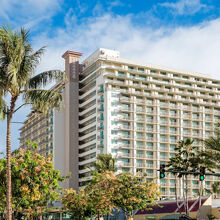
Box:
[146,111,154,114]
[118,134,131,139]
[183,132,190,136]
[136,109,145,113]
[136,100,145,104]
[119,144,132,149]
[136,127,145,131]
[119,107,133,112]
[170,122,177,126]
[120,97,132,103]
[170,139,177,143]
[135,145,145,149]
[146,119,154,123]
[118,152,131,158]
[192,133,200,137]
[160,121,167,125]
[170,130,177,134]
[136,118,144,122]
[136,136,145,140]
[146,173,154,177]
[136,163,146,168]
[121,162,131,167]
[136,154,145,159]
[146,137,154,141]
[146,164,153,168]
[118,115,133,120]
[160,139,168,143]
[119,125,132,130]
[146,155,154,159]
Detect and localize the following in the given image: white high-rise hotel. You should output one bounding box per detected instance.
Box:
[20,48,220,197]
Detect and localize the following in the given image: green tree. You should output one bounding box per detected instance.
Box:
[86,171,117,220]
[92,154,117,173]
[62,188,93,220]
[0,26,64,219]
[113,172,160,220]
[0,142,64,219]
[62,172,116,220]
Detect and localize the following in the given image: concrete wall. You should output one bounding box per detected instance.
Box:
[54,105,66,188]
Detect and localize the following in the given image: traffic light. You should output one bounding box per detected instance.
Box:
[199,166,205,181]
[160,164,166,179]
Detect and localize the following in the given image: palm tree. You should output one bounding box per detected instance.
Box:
[202,123,220,168]
[0,26,64,219]
[205,182,220,199]
[92,154,117,174]
[167,138,199,216]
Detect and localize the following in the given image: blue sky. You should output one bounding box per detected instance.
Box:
[1,0,220,155]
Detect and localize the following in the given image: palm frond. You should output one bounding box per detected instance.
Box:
[27,70,65,89]
[22,89,62,114]
[17,46,46,89]
[0,26,46,95]
[0,96,7,120]
[0,26,27,94]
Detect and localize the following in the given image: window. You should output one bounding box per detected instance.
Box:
[160,135,166,142]
[160,152,166,158]
[160,144,166,149]
[111,139,118,144]
[118,72,125,77]
[170,110,176,116]
[160,109,166,115]
[147,143,153,149]
[111,130,118,135]
[160,117,166,123]
[170,145,176,151]
[160,126,166,132]
[128,66,134,71]
[146,107,153,113]
[170,136,176,143]
[136,132,143,137]
[192,113,199,119]
[111,149,118,153]
[192,121,199,127]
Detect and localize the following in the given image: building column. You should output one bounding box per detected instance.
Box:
[62,50,83,190]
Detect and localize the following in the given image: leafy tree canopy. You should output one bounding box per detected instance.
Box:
[0,142,65,218]
[113,172,160,218]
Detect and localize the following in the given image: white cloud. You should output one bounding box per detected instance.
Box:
[3,9,220,149]
[33,13,220,80]
[0,0,61,29]
[160,0,207,15]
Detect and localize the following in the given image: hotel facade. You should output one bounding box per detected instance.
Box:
[20,48,220,197]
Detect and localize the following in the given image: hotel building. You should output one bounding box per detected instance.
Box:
[20,48,220,197]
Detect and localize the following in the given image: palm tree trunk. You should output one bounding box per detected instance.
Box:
[198,181,203,219]
[185,176,189,216]
[175,175,181,214]
[182,176,186,215]
[6,96,17,220]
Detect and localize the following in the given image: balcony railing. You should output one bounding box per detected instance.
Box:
[136,163,145,168]
[119,144,132,148]
[121,162,131,167]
